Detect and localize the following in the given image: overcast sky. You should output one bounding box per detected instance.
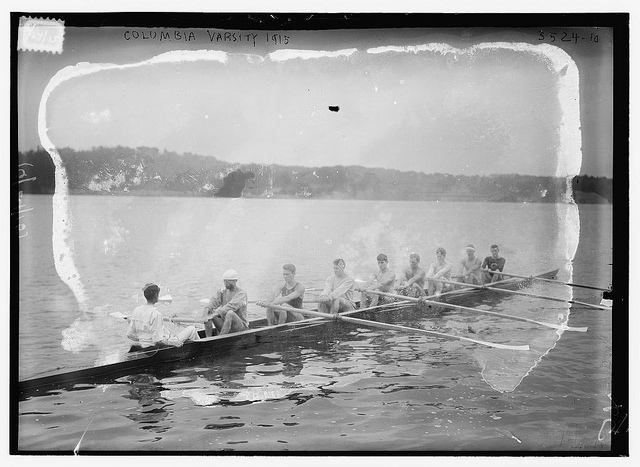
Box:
[18,24,614,177]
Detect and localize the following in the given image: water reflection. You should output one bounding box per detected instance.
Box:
[157,348,309,406]
[196,356,250,387]
[121,374,173,435]
[282,347,304,378]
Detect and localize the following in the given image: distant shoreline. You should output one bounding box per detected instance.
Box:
[18,147,613,204]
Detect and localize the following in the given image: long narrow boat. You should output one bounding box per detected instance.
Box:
[18,269,558,397]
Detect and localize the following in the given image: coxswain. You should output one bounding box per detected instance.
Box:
[127,283,200,350]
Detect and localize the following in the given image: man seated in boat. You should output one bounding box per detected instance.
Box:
[458,244,483,285]
[203,269,249,337]
[317,258,356,314]
[481,244,506,283]
[127,283,200,350]
[258,263,306,325]
[426,247,453,297]
[397,252,426,298]
[359,253,397,308]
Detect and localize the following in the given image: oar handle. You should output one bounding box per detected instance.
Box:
[364,288,464,305]
[261,303,331,316]
[363,289,421,302]
[168,316,203,324]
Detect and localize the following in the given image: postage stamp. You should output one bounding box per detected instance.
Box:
[18,16,65,54]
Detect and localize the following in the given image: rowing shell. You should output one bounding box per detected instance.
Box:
[18,269,561,396]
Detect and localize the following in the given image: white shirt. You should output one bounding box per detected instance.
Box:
[127,303,171,348]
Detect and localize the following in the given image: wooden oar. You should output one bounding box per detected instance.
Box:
[420,274,518,301]
[484,270,610,292]
[361,290,587,332]
[254,299,415,331]
[258,298,413,316]
[431,278,611,311]
[110,311,202,324]
[260,304,530,351]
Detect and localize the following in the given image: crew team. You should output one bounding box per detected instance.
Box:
[127,244,506,349]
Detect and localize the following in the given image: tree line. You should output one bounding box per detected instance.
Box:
[16,147,612,203]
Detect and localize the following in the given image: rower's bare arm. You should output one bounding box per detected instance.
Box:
[405,270,419,286]
[367,273,378,289]
[294,284,306,299]
[257,293,277,307]
[397,269,407,286]
[275,285,305,304]
[269,287,284,305]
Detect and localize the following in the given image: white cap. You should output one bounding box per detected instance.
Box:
[222,269,239,280]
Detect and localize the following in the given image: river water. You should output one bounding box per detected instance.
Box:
[16,195,613,452]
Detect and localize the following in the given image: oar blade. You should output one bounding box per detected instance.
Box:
[479,341,530,351]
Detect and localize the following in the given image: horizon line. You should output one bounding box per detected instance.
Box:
[19,145,612,180]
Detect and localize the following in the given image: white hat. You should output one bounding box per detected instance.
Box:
[222,269,239,280]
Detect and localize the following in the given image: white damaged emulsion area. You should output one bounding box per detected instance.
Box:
[39,42,582,390]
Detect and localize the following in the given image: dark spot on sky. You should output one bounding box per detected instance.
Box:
[328,106,340,112]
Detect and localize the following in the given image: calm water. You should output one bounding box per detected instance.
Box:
[16,195,613,452]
